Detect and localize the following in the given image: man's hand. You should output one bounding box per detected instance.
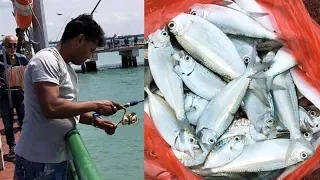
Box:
[95,100,124,116]
[95,118,118,135]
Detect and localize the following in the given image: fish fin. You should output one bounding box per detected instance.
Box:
[184,150,209,167]
[144,86,153,95]
[247,12,269,18]
[271,84,286,91]
[214,0,233,6]
[248,72,267,79]
[266,76,276,92]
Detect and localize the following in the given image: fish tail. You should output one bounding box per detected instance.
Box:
[144,86,153,96]
[297,136,315,154]
[284,139,296,162]
[285,136,314,162]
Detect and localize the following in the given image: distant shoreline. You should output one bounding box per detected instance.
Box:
[73,62,145,73]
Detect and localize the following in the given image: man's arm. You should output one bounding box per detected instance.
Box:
[34,82,99,119]
[79,112,94,125]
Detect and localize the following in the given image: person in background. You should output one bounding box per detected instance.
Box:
[16,28,33,60]
[0,35,28,158]
[14,14,124,180]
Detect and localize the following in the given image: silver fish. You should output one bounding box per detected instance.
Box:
[173,50,227,100]
[190,3,279,40]
[271,71,314,160]
[144,96,150,116]
[233,0,278,32]
[168,13,246,80]
[194,47,270,167]
[228,35,262,64]
[202,135,245,169]
[148,27,187,123]
[184,92,209,126]
[219,118,269,144]
[193,139,314,174]
[144,67,153,88]
[144,87,199,157]
[250,47,298,79]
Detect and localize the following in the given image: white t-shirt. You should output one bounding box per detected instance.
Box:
[15,47,80,163]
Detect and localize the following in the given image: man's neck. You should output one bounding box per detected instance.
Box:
[55,42,72,64]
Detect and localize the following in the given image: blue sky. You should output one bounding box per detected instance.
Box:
[0,0,144,41]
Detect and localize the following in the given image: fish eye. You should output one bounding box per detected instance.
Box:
[190,11,197,16]
[208,138,215,144]
[244,56,250,63]
[304,132,310,138]
[185,55,191,61]
[309,110,317,117]
[168,21,176,29]
[266,119,274,125]
[161,31,168,37]
[234,136,240,141]
[300,152,308,159]
[189,137,195,143]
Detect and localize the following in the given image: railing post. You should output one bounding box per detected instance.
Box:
[65,128,101,180]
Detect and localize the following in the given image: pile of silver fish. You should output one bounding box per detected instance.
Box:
[145,0,320,179]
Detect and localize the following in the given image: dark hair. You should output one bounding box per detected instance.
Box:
[61,14,105,47]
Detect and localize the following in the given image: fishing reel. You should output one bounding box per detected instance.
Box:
[121,112,139,125]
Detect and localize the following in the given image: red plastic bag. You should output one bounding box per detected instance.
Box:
[144,112,202,180]
[144,0,320,179]
[255,0,320,179]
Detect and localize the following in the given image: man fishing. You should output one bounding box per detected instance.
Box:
[0,35,28,158]
[14,14,124,180]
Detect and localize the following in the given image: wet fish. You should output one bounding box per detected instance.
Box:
[190,3,279,40]
[233,0,278,32]
[250,47,298,80]
[193,139,314,174]
[148,27,187,123]
[228,35,262,64]
[202,135,246,169]
[194,47,270,166]
[144,67,153,88]
[144,87,199,157]
[271,71,314,160]
[144,96,150,116]
[219,118,269,144]
[173,50,227,100]
[184,92,209,126]
[168,13,246,80]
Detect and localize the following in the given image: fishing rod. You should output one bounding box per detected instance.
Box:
[90,0,102,15]
[93,99,144,126]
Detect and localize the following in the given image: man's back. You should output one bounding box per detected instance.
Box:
[15,47,80,163]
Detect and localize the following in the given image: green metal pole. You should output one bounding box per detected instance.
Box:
[66,128,101,180]
[68,160,80,180]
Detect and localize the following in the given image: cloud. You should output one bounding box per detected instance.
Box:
[112,12,129,21]
[0,0,143,41]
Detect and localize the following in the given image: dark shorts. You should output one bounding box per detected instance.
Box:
[14,155,68,180]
